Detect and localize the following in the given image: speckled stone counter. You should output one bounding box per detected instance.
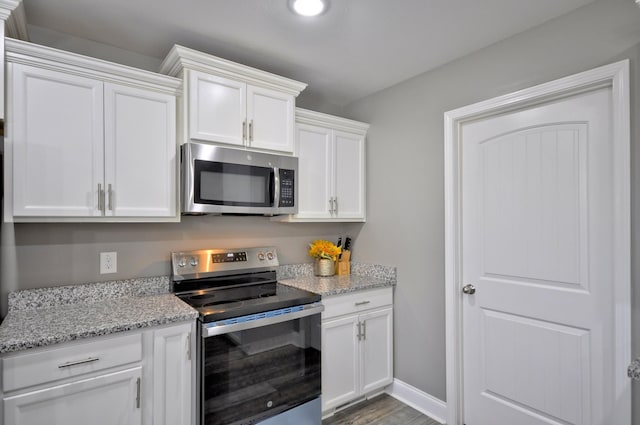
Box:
[0,276,197,354]
[629,357,640,380]
[278,262,396,296]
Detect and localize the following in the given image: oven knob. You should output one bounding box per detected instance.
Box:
[257,252,265,261]
[190,257,198,267]
[178,258,186,268]
[266,252,275,261]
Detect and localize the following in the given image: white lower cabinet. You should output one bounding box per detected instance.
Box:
[4,367,142,425]
[151,323,193,425]
[321,287,393,414]
[0,322,194,425]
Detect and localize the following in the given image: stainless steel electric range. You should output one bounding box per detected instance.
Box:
[171,247,323,425]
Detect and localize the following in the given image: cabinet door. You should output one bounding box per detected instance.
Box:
[4,367,142,425]
[104,83,177,217]
[360,308,393,394]
[188,70,245,146]
[334,130,366,220]
[247,85,295,153]
[321,315,360,411]
[152,323,192,425]
[11,64,104,217]
[295,123,333,219]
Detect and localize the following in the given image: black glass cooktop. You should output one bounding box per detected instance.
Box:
[174,272,320,323]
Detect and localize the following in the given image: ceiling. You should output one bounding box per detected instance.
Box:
[22,0,597,108]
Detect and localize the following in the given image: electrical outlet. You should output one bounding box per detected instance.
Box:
[100,252,117,274]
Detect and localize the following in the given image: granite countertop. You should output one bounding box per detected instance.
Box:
[0,262,396,354]
[0,277,198,354]
[628,357,640,381]
[278,262,396,296]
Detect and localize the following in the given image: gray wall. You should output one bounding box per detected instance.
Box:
[343,0,640,418]
[1,217,360,312]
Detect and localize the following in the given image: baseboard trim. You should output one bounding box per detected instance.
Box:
[385,379,447,424]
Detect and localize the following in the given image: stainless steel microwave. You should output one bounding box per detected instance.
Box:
[181,142,297,215]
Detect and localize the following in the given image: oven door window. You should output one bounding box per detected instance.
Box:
[203,314,321,425]
[194,160,274,207]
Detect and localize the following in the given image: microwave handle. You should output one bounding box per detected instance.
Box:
[272,168,280,208]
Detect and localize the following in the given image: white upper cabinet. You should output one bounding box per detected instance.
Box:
[334,130,366,220]
[188,71,246,146]
[104,83,177,217]
[296,123,333,219]
[11,64,105,217]
[161,44,305,154]
[246,85,295,152]
[278,108,368,222]
[5,39,181,222]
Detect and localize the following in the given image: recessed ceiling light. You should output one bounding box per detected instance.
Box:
[291,0,326,17]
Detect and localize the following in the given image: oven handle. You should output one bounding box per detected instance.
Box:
[202,303,324,338]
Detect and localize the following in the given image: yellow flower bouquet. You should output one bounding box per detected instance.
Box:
[308,239,342,262]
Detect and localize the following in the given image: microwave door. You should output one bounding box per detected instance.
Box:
[192,159,275,214]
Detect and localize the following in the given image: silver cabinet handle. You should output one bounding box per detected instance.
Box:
[136,377,141,408]
[355,301,370,306]
[462,284,476,295]
[334,197,338,216]
[357,322,362,341]
[242,121,247,142]
[186,332,191,361]
[362,321,366,340]
[249,120,254,143]
[329,198,334,215]
[107,184,113,211]
[58,357,100,368]
[97,184,104,212]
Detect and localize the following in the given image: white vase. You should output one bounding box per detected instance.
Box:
[314,258,335,277]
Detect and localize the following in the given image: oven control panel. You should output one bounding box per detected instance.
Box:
[211,251,247,263]
[171,247,279,279]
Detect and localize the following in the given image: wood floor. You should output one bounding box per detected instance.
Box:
[322,394,443,425]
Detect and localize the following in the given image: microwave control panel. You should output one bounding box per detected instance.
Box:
[279,169,295,207]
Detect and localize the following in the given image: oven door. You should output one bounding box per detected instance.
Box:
[200,303,323,425]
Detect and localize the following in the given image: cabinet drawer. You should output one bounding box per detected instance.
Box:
[2,333,142,392]
[322,287,392,319]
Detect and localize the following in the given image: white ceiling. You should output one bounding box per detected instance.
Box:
[22,0,597,108]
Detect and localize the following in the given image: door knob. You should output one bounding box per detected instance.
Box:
[462,284,476,295]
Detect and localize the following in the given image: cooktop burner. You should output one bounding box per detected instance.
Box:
[177,282,320,323]
[171,247,320,323]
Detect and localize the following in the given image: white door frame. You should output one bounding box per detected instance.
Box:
[444,60,631,425]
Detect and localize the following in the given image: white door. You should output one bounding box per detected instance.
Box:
[104,83,177,218]
[334,130,366,220]
[11,64,104,217]
[152,323,192,425]
[321,314,359,411]
[460,86,621,425]
[188,70,245,146]
[247,85,295,153]
[296,123,334,219]
[360,307,393,394]
[4,367,142,425]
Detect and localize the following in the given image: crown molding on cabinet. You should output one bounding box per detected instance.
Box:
[5,38,182,94]
[0,0,19,20]
[160,44,307,96]
[296,107,369,134]
[3,1,28,41]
